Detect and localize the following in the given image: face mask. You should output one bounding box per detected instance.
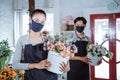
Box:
[76,26,85,33]
[29,20,44,32]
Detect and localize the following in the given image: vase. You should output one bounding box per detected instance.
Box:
[0,57,7,69]
[47,51,69,74]
[87,53,102,66]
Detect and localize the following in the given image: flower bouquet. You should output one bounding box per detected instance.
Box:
[86,43,113,66]
[0,67,16,80]
[43,33,77,74]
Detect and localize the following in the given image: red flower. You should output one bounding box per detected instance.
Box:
[42,30,49,35]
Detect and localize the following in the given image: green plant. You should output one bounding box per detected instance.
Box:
[86,43,113,59]
[0,39,13,69]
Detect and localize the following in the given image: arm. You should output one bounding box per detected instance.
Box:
[70,52,88,64]
[12,36,29,70]
[28,60,51,70]
[12,36,51,70]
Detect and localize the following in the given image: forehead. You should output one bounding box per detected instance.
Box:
[75,20,85,26]
[32,13,46,20]
[76,20,83,24]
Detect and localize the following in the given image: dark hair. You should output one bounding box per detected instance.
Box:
[74,17,87,24]
[30,9,46,17]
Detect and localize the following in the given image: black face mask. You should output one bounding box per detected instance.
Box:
[76,26,85,33]
[29,20,44,32]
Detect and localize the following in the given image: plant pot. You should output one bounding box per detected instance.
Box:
[87,53,102,66]
[47,51,69,74]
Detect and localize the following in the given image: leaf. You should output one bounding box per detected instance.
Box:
[0,39,13,68]
[6,77,13,80]
[55,46,60,53]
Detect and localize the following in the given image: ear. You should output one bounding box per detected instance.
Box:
[29,17,32,23]
[74,25,76,28]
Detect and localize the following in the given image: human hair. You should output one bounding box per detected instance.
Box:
[74,17,87,24]
[30,9,46,18]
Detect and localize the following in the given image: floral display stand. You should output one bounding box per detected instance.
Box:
[47,51,69,74]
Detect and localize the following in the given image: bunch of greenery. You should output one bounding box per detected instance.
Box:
[86,43,113,59]
[0,39,13,69]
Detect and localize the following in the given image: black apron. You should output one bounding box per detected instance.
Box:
[67,40,90,80]
[23,43,57,80]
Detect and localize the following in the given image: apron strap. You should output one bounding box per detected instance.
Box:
[21,33,29,62]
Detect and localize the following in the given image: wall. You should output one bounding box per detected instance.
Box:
[60,0,84,23]
[0,0,14,46]
[35,0,61,34]
[14,0,28,10]
[60,0,120,37]
[59,0,112,24]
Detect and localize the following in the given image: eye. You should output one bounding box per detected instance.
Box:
[40,22,45,25]
[34,19,40,23]
[76,24,80,26]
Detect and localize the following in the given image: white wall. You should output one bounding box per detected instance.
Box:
[14,0,28,10]
[60,0,84,21]
[0,0,14,46]
[35,0,61,35]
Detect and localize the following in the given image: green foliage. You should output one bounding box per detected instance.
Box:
[54,34,67,43]
[0,39,13,69]
[86,43,113,59]
[55,46,60,53]
[0,39,12,57]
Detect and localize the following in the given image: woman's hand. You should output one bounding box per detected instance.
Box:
[28,59,51,70]
[36,59,51,69]
[59,61,70,73]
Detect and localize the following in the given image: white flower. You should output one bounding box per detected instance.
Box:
[86,43,113,59]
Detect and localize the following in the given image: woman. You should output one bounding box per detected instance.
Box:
[12,9,69,80]
[67,17,91,80]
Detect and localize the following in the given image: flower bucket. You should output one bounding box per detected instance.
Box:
[87,53,102,66]
[47,51,69,74]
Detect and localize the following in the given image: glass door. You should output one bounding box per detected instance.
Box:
[116,13,120,80]
[90,13,120,80]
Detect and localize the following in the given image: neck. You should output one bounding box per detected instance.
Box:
[29,30,41,38]
[76,31,84,38]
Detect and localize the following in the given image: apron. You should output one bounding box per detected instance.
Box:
[23,38,57,80]
[67,40,90,80]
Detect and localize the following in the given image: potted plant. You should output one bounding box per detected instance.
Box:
[86,43,113,66]
[0,39,13,69]
[43,31,77,74]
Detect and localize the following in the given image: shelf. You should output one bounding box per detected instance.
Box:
[61,31,74,39]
